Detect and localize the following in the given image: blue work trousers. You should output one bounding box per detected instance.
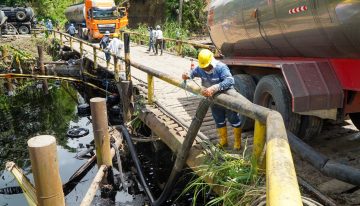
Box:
[148,39,155,52]
[211,89,241,128]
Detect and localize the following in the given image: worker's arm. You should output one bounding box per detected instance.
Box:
[217,64,234,91]
[182,67,201,80]
[202,64,234,97]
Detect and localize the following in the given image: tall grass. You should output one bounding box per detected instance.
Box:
[180,148,265,206]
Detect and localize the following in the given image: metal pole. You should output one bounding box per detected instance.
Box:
[28,135,65,206]
[253,120,266,168]
[93,47,97,69]
[147,74,154,104]
[124,33,131,81]
[37,46,49,94]
[90,97,112,168]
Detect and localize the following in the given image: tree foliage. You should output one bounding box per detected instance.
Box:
[165,0,207,33]
[1,0,79,25]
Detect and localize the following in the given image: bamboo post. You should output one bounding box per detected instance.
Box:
[119,81,132,123]
[59,33,63,47]
[93,47,97,69]
[124,33,131,81]
[114,55,119,82]
[80,165,107,206]
[80,41,83,57]
[69,36,73,50]
[28,135,65,206]
[147,74,154,104]
[37,46,49,94]
[90,98,112,168]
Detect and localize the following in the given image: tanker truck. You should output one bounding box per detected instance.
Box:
[207,0,360,138]
[65,0,128,41]
[0,6,34,34]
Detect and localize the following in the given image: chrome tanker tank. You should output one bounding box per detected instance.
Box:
[65,3,86,24]
[208,0,360,59]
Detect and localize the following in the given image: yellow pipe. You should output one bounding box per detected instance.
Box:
[253,120,266,166]
[266,112,303,206]
[0,73,111,94]
[148,74,154,105]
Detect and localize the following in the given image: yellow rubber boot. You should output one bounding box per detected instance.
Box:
[217,127,228,148]
[233,127,242,150]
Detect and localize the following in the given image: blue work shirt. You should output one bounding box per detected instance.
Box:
[67,25,76,35]
[46,22,53,30]
[190,59,234,91]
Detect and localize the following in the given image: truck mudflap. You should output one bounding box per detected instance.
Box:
[223,58,345,120]
[282,61,343,114]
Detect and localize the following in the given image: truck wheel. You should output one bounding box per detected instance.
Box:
[16,11,27,21]
[298,116,323,139]
[233,74,256,130]
[254,75,301,134]
[18,25,29,34]
[349,113,360,130]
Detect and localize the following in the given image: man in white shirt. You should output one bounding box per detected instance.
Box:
[107,33,123,57]
[154,25,164,55]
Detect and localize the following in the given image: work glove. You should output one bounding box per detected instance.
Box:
[202,84,219,97]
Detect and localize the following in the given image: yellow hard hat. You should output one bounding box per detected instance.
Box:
[113,33,119,38]
[198,49,214,69]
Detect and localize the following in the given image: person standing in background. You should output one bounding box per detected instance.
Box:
[154,25,163,56]
[147,27,155,53]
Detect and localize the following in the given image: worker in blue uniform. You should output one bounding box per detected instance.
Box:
[182,49,242,150]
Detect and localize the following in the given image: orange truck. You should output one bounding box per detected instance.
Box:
[64,0,128,41]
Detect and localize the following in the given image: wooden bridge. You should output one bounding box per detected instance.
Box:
[7,29,307,206]
[50,30,303,205]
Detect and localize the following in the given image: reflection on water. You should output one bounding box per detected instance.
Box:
[0,81,77,170]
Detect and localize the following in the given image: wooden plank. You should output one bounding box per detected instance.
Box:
[318,179,357,194]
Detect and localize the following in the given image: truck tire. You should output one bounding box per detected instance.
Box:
[18,25,30,34]
[16,11,27,21]
[233,74,256,130]
[298,116,323,139]
[254,75,301,134]
[349,113,360,130]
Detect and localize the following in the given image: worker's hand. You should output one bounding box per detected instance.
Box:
[182,72,190,80]
[202,85,219,97]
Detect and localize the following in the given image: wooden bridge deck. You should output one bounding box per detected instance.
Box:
[58,35,245,150]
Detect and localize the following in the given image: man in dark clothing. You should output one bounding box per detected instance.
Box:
[100,31,111,67]
[67,24,76,37]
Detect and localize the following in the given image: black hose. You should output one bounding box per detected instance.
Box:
[119,125,156,203]
[287,131,360,186]
[119,98,211,205]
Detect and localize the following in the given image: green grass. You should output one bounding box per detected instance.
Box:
[180,147,266,206]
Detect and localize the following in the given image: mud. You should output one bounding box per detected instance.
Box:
[294,120,360,205]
